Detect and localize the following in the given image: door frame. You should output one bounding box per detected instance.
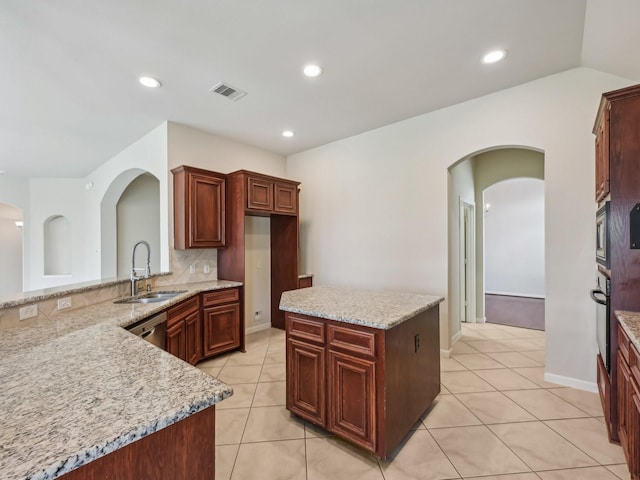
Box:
[459,198,476,323]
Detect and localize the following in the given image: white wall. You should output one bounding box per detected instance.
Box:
[287,67,634,388]
[116,174,161,278]
[0,204,23,295]
[484,178,545,297]
[244,216,271,332]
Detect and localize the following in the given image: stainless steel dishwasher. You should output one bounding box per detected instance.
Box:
[126,312,167,349]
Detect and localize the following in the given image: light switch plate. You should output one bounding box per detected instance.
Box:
[19,305,38,320]
[189,264,196,274]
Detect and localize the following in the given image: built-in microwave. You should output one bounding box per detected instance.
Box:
[596,202,610,268]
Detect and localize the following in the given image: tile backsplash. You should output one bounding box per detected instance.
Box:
[0,248,219,332]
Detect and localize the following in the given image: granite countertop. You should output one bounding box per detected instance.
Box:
[0,280,241,480]
[616,310,640,352]
[298,273,313,279]
[280,285,444,330]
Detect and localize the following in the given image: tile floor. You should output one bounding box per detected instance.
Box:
[196,322,629,480]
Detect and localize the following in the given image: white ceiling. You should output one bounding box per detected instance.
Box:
[1,0,639,178]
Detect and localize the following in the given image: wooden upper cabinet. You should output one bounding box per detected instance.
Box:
[274,182,298,214]
[172,165,226,249]
[594,106,610,202]
[229,170,300,216]
[247,176,274,212]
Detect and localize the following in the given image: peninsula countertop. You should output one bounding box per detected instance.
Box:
[279,285,444,330]
[0,280,240,480]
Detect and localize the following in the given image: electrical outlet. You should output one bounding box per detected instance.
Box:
[203,264,210,274]
[19,305,38,320]
[189,264,196,274]
[57,297,72,310]
[255,311,263,322]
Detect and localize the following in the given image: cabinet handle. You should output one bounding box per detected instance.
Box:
[141,328,156,339]
[590,289,607,305]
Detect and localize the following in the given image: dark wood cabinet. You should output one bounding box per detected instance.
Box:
[595,107,610,202]
[274,181,298,214]
[172,165,226,249]
[287,338,325,425]
[328,350,376,451]
[185,310,201,366]
[298,276,313,289]
[617,324,640,479]
[218,170,301,330]
[166,321,186,361]
[247,176,274,212]
[201,288,243,358]
[285,306,440,458]
[594,84,640,444]
[166,296,200,365]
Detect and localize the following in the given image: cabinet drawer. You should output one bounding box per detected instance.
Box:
[287,314,325,345]
[202,288,240,307]
[166,296,199,328]
[328,324,376,358]
[298,276,313,289]
[620,326,631,364]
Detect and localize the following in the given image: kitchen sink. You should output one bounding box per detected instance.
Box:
[114,290,188,304]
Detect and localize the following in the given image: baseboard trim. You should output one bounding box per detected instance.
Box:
[543,372,598,393]
[442,330,463,358]
[475,317,486,324]
[486,291,545,299]
[245,323,271,335]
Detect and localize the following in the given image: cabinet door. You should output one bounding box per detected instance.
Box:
[274,182,298,215]
[189,173,225,248]
[167,321,187,362]
[595,108,610,202]
[203,303,240,357]
[287,339,325,426]
[328,350,376,451]
[298,276,313,289]
[185,309,201,366]
[618,351,632,463]
[247,176,274,212]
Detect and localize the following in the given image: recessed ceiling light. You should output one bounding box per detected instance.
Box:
[0,170,6,176]
[303,64,323,77]
[482,49,507,64]
[139,76,162,88]
[14,221,23,228]
[282,130,295,138]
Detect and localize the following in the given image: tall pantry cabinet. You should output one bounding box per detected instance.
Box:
[594,84,640,450]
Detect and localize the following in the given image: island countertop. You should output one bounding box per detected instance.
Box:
[279,285,444,330]
[0,280,240,480]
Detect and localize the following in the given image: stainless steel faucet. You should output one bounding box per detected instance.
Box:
[131,240,151,296]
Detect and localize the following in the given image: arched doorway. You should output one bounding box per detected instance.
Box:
[101,169,160,279]
[448,146,544,345]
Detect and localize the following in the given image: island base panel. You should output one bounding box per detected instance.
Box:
[59,406,216,480]
[381,307,440,457]
[285,304,440,459]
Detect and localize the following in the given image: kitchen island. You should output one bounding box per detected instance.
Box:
[0,280,239,480]
[280,285,444,458]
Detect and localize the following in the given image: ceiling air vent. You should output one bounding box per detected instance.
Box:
[209,82,247,101]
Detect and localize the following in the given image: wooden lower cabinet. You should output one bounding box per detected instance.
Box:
[166,321,187,362]
[166,296,200,365]
[328,350,376,451]
[298,276,313,289]
[185,309,201,365]
[59,406,216,480]
[203,303,240,357]
[287,338,325,425]
[617,324,640,479]
[285,306,440,458]
[201,287,244,359]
